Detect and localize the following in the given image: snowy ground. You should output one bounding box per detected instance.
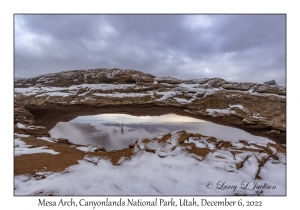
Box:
[14,152,285,196]
[14,130,286,196]
[14,138,59,156]
[13,71,286,196]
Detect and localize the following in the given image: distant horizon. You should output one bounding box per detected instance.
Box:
[71,120,206,125]
[71,113,206,124]
[15,15,286,86]
[14,67,286,86]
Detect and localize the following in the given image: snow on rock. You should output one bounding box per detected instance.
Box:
[14,133,30,138]
[206,104,247,117]
[14,130,285,195]
[174,97,191,104]
[156,91,182,102]
[16,123,26,129]
[206,108,235,116]
[222,82,255,91]
[14,68,155,88]
[14,138,59,156]
[93,93,151,98]
[37,137,56,143]
[14,87,42,96]
[36,92,70,98]
[13,69,286,195]
[229,104,245,110]
[14,68,286,144]
[76,144,105,152]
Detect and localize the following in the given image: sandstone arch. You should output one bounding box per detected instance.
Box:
[14,68,286,144]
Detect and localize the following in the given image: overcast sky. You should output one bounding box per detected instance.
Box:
[14,14,286,85]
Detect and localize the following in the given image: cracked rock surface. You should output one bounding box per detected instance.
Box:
[15,68,286,143]
[14,68,286,195]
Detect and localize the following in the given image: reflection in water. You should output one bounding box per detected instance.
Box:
[50,113,272,151]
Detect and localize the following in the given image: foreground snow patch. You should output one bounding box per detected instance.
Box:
[14,138,59,156]
[14,150,285,196]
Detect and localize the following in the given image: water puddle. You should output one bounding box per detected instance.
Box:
[50,113,272,151]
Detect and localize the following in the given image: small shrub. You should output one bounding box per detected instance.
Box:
[264,80,278,86]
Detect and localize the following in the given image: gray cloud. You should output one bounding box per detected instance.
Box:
[14,14,286,85]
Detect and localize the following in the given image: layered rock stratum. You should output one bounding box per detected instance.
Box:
[15,68,286,143]
[14,68,286,195]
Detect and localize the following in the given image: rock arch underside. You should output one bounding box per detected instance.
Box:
[14,68,286,195]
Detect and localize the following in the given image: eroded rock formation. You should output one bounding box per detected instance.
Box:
[14,68,286,195]
[14,68,286,143]
[14,130,285,195]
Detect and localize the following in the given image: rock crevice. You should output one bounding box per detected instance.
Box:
[14,68,286,143]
